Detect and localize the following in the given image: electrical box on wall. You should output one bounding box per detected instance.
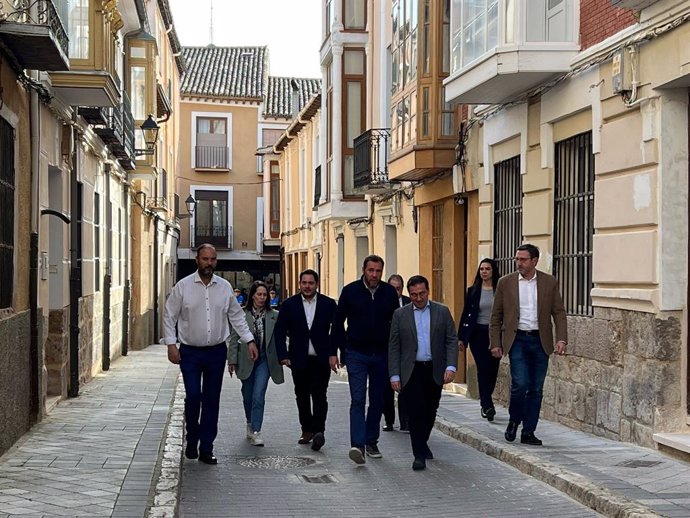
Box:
[612,47,635,94]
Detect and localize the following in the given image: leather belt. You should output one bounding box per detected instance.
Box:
[515,329,539,336]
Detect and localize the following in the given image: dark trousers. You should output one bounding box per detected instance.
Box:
[401,362,442,460]
[346,349,388,447]
[292,356,331,434]
[508,333,549,434]
[383,382,409,428]
[469,324,500,410]
[179,342,227,454]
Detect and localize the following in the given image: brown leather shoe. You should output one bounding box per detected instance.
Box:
[297,432,313,444]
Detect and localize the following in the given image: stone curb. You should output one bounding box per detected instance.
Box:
[435,416,663,518]
[147,374,184,518]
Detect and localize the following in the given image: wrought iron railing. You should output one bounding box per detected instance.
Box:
[0,0,69,56]
[313,165,321,208]
[493,155,522,277]
[195,146,229,169]
[147,197,168,211]
[121,91,135,160]
[353,128,391,189]
[194,225,233,249]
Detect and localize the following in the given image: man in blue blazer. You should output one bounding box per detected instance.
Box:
[275,269,338,452]
[389,275,458,470]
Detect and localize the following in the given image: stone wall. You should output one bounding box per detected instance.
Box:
[0,310,33,456]
[491,308,683,448]
[45,308,69,398]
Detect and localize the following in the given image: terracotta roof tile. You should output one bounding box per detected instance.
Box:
[264,76,321,119]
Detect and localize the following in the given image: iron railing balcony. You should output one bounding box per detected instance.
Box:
[313,165,321,208]
[0,0,69,71]
[193,225,233,249]
[79,93,135,170]
[195,146,229,169]
[353,128,392,194]
[147,197,168,213]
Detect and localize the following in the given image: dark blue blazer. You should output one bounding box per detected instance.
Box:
[275,293,337,370]
[399,295,411,307]
[458,286,491,344]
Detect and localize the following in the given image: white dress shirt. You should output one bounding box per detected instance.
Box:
[302,295,317,356]
[162,271,254,346]
[518,273,539,330]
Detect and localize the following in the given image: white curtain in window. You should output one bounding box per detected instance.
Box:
[68,0,89,59]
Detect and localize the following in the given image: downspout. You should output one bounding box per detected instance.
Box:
[122,182,130,356]
[152,215,159,344]
[102,164,112,370]
[29,71,40,421]
[68,124,81,397]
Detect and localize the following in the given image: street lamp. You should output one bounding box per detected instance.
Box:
[178,194,197,219]
[135,115,160,156]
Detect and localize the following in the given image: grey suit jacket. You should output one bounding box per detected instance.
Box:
[489,271,567,355]
[228,308,284,384]
[388,301,458,389]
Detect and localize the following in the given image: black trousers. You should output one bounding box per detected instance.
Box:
[401,362,442,460]
[291,356,331,434]
[383,381,409,427]
[469,324,500,410]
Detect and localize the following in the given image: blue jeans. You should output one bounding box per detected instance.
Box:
[179,343,227,454]
[241,352,271,433]
[508,334,549,434]
[346,349,388,448]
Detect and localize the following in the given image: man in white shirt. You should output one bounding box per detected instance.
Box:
[489,244,567,447]
[163,244,257,465]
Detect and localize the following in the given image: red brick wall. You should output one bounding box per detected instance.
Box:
[580,0,637,50]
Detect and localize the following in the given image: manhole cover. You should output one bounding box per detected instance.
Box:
[615,459,663,468]
[238,456,316,469]
[298,474,338,483]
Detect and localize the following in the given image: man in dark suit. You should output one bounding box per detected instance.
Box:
[383,274,411,432]
[389,275,458,470]
[490,244,567,446]
[275,269,337,452]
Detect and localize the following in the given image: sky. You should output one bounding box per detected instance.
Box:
[168,0,322,78]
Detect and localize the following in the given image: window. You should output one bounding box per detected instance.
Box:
[325,0,334,37]
[0,118,14,309]
[451,0,499,70]
[344,0,366,29]
[68,0,89,60]
[270,162,280,238]
[130,66,146,120]
[422,0,431,75]
[194,190,229,248]
[553,132,594,316]
[432,204,444,302]
[391,0,418,96]
[493,156,522,276]
[94,192,100,292]
[194,115,230,169]
[440,86,455,137]
[343,49,365,196]
[391,93,416,151]
[421,87,430,137]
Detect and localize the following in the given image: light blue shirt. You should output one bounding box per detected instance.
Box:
[413,302,432,361]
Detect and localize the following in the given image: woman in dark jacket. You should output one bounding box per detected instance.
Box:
[458,259,500,421]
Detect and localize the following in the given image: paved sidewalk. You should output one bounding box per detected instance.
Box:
[0,347,178,518]
[436,392,690,518]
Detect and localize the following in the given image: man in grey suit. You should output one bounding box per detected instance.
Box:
[389,275,458,470]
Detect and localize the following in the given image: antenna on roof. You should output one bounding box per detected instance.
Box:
[209,0,214,46]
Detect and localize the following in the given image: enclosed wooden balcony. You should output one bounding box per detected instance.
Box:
[0,0,69,71]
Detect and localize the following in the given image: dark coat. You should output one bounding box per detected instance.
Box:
[274,293,337,370]
[458,286,484,344]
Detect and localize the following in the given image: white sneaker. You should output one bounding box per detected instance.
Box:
[251,431,264,447]
[246,423,253,440]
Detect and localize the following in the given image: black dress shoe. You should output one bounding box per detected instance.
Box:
[184,443,198,460]
[297,432,313,444]
[484,407,496,422]
[382,424,394,432]
[311,432,325,451]
[412,458,426,471]
[425,446,434,460]
[198,452,218,465]
[505,421,518,442]
[399,422,409,432]
[520,433,543,446]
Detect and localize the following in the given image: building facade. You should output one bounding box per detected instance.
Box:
[445,0,690,451]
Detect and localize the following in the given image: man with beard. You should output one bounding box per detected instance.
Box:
[163,244,257,465]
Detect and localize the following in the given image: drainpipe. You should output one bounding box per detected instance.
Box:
[29,72,40,421]
[122,182,130,356]
[102,164,112,370]
[68,125,81,398]
[153,215,159,344]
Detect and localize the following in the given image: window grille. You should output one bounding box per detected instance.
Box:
[493,156,522,276]
[0,117,14,309]
[432,204,444,302]
[553,131,594,316]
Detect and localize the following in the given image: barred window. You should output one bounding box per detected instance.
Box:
[493,156,522,276]
[432,204,444,302]
[554,132,594,316]
[0,117,15,309]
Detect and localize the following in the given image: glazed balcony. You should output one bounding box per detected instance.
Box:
[0,0,69,71]
[353,128,392,194]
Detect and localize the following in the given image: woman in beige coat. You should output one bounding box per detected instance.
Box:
[228,281,284,446]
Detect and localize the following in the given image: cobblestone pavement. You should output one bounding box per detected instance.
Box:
[0,348,177,518]
[178,372,599,518]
